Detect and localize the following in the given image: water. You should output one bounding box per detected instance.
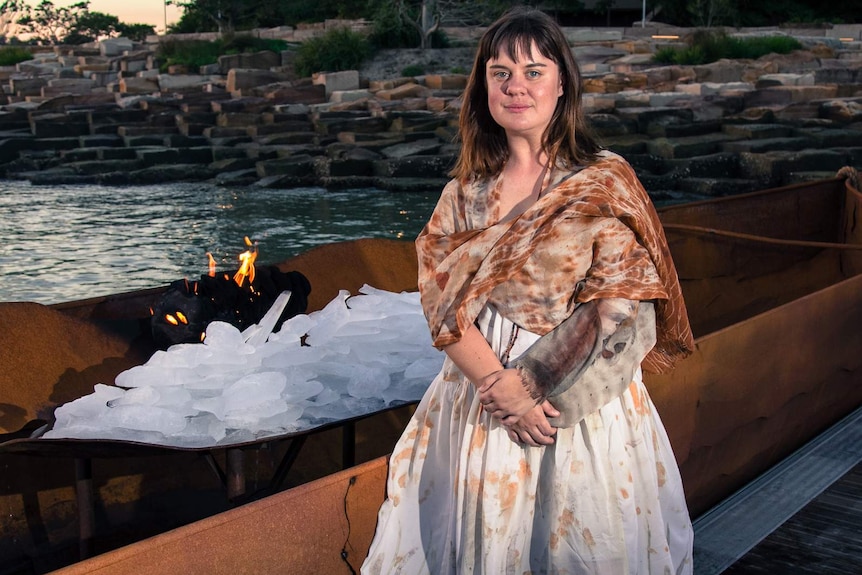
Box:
[0,180,440,305]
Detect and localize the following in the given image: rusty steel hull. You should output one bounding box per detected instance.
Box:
[2,177,861,574]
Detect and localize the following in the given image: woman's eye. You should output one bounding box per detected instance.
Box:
[492,71,509,80]
[527,70,541,78]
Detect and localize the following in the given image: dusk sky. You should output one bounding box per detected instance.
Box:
[53,0,184,33]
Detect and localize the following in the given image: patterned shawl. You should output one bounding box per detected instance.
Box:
[416,152,694,374]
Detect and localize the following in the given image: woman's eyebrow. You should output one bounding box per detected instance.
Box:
[488,62,548,69]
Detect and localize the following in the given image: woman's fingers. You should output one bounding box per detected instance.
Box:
[540,399,560,419]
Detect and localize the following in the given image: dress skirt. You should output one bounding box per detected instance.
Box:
[361,305,693,575]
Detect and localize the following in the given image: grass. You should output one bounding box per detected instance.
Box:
[0,46,34,66]
[653,31,803,65]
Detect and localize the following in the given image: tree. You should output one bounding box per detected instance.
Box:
[687,0,733,28]
[403,0,440,50]
[168,0,240,34]
[5,0,90,44]
[64,10,154,43]
[0,0,28,41]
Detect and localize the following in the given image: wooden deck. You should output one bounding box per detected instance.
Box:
[721,462,862,574]
[693,406,862,574]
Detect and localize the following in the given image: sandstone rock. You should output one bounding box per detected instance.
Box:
[646,133,734,159]
[329,89,373,103]
[218,51,281,74]
[601,134,649,154]
[368,78,416,92]
[375,82,430,101]
[256,154,317,178]
[158,74,215,92]
[100,38,135,57]
[615,106,694,133]
[226,69,291,93]
[424,75,467,90]
[314,114,389,135]
[78,134,123,148]
[692,60,747,83]
[98,147,137,160]
[675,176,761,197]
[217,112,265,127]
[10,77,47,97]
[608,54,655,74]
[721,124,794,139]
[380,138,441,159]
[755,73,815,88]
[795,127,862,147]
[252,83,326,104]
[126,163,216,184]
[211,97,270,113]
[312,70,360,96]
[372,154,455,178]
[119,76,158,94]
[820,99,862,123]
[721,136,814,154]
[739,149,849,186]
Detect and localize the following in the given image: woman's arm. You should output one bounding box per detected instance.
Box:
[479,298,639,424]
[442,323,559,445]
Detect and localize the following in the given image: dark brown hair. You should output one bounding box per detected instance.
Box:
[450,6,601,181]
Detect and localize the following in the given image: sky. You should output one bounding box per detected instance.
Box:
[33,0,184,34]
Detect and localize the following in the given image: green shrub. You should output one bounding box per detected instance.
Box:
[652,46,679,65]
[652,30,803,65]
[293,27,371,77]
[157,39,223,71]
[0,46,33,66]
[156,36,289,72]
[401,64,424,77]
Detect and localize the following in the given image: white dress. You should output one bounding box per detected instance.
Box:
[361,305,693,575]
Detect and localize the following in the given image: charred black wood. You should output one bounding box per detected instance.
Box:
[150,266,311,349]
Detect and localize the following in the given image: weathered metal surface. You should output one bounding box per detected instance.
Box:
[647,272,862,516]
[49,456,389,575]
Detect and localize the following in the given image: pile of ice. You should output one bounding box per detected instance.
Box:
[43,285,444,448]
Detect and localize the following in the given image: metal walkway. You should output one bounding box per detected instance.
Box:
[693,405,862,574]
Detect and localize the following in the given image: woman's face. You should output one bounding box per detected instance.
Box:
[485,41,563,143]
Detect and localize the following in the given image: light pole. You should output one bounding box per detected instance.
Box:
[642,0,646,27]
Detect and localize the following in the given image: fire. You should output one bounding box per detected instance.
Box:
[206,253,217,277]
[232,236,258,288]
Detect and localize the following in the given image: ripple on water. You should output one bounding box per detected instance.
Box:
[0,181,439,305]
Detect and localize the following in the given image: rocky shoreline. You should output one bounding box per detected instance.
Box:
[0,24,861,203]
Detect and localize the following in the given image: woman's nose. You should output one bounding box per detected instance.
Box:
[504,74,526,94]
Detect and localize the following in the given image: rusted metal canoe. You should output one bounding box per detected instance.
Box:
[2,174,861,574]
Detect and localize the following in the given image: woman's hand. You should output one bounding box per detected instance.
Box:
[478,368,540,423]
[503,401,560,446]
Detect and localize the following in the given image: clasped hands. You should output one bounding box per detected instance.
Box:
[478,368,559,446]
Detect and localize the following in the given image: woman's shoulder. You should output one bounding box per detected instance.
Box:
[555,151,633,188]
[585,150,633,174]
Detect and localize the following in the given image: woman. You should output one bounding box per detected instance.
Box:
[362,7,694,574]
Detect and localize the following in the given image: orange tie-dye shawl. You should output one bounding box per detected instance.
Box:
[416,152,694,374]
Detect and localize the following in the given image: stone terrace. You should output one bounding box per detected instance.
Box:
[0,22,860,202]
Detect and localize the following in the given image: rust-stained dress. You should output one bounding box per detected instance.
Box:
[361,152,694,574]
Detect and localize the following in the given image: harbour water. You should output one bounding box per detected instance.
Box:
[0,180,440,305]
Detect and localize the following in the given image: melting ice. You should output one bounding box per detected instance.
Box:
[44,286,444,447]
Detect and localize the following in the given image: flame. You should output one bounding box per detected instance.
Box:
[165,314,179,326]
[232,236,258,288]
[206,253,217,277]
